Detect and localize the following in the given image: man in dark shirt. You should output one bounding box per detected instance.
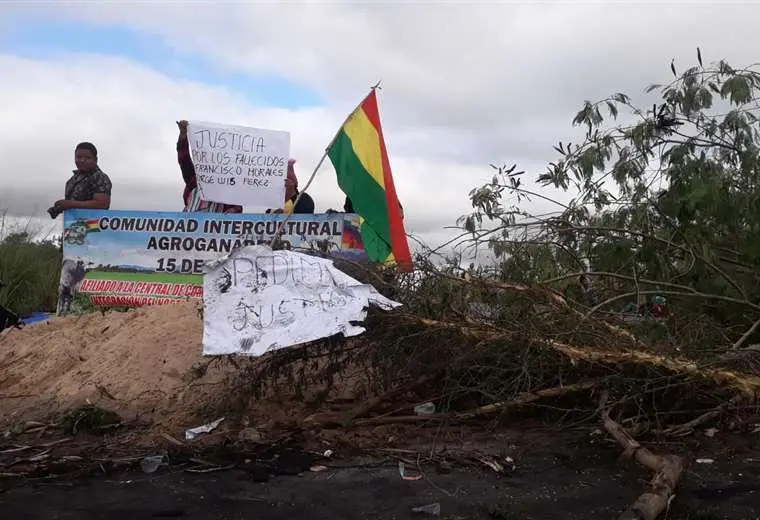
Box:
[48,142,112,219]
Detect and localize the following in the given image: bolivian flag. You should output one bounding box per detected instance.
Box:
[85,219,100,233]
[327,89,413,272]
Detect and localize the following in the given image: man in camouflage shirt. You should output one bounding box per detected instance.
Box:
[48,142,112,219]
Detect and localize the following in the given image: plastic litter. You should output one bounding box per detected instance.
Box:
[185,417,225,440]
[411,503,441,516]
[140,455,167,474]
[414,402,436,415]
[398,461,423,481]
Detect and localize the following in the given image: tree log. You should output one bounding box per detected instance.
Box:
[600,392,683,520]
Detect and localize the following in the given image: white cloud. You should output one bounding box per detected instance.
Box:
[0,53,489,254]
[4,1,760,258]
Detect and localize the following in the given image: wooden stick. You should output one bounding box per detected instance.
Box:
[342,375,431,423]
[731,316,760,350]
[268,87,375,248]
[346,381,600,428]
[599,392,683,520]
[662,393,745,437]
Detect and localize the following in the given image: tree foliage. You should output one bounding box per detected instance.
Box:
[461,51,760,351]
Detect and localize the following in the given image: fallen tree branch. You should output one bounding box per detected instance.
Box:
[599,391,683,520]
[730,316,760,350]
[662,393,746,437]
[347,381,602,428]
[541,271,699,294]
[456,380,601,419]
[580,290,760,328]
[342,375,431,423]
[404,315,760,396]
[434,271,643,345]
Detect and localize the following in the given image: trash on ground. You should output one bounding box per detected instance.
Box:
[237,427,261,442]
[185,417,225,440]
[310,465,328,472]
[399,461,423,481]
[478,456,504,473]
[704,428,719,437]
[323,449,333,458]
[140,455,167,474]
[696,458,715,464]
[414,402,436,415]
[411,503,441,516]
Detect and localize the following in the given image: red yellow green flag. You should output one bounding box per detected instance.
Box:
[327,89,413,272]
[85,219,100,232]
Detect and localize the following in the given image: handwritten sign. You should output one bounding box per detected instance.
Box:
[201,245,400,356]
[187,120,290,208]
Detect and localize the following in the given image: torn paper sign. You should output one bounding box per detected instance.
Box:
[202,245,401,356]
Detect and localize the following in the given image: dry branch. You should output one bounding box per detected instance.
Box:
[662,393,746,437]
[456,380,601,419]
[342,375,431,423]
[403,314,760,396]
[347,381,601,428]
[438,272,643,345]
[600,392,683,520]
[731,316,760,350]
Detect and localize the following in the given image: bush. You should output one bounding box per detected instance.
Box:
[0,223,61,316]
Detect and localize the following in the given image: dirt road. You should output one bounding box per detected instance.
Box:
[1,426,758,519]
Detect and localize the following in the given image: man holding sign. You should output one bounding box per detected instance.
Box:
[177,120,242,213]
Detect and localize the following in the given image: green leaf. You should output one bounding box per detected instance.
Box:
[606,101,619,118]
[721,75,752,105]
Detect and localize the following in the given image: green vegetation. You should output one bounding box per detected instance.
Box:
[459,50,760,354]
[0,223,61,316]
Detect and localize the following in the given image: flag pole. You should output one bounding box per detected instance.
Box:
[268,82,381,248]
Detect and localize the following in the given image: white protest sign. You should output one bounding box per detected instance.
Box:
[202,246,401,356]
[187,120,289,208]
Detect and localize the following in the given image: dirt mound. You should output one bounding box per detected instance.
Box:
[0,303,234,428]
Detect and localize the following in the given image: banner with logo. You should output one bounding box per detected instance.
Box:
[57,209,367,313]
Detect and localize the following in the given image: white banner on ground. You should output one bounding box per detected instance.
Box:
[202,246,400,356]
[187,120,290,208]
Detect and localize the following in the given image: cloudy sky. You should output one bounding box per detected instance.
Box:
[0,1,756,251]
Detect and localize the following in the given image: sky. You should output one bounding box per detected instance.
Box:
[1,1,758,256]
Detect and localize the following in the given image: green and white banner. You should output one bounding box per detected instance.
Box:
[57,209,367,311]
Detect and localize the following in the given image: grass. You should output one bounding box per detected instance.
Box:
[85,271,202,283]
[0,214,62,316]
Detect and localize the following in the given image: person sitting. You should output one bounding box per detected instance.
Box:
[176,120,242,213]
[266,160,315,214]
[48,142,111,219]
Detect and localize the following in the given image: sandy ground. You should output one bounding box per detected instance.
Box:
[0,303,234,427]
[2,306,759,518]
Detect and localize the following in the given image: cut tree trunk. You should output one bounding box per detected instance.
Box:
[600,392,684,520]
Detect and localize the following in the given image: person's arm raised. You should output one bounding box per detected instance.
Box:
[176,120,196,186]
